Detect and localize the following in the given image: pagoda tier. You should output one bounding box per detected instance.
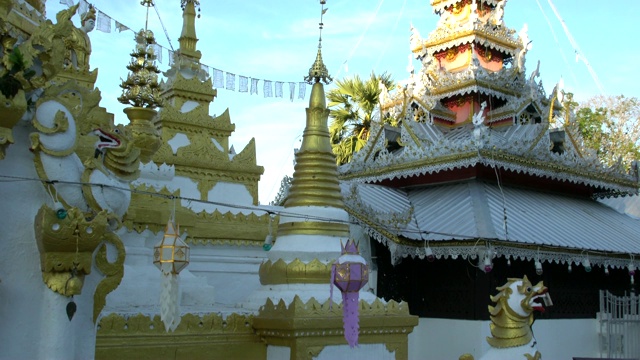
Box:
[394,0,538,130]
[345,0,637,198]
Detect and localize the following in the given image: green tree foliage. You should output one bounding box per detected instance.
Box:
[566,94,640,169]
[327,72,394,165]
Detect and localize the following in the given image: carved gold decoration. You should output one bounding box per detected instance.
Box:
[124,107,161,163]
[525,351,542,360]
[93,232,126,323]
[118,29,163,109]
[0,3,78,158]
[483,48,492,62]
[284,82,344,208]
[0,89,27,158]
[125,186,272,245]
[34,205,108,296]
[445,47,457,61]
[161,70,216,104]
[259,258,332,285]
[96,313,264,360]
[253,296,418,360]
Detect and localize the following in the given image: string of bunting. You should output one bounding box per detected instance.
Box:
[59,0,307,101]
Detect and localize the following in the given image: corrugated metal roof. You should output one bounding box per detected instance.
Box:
[347,180,640,256]
[408,183,479,240]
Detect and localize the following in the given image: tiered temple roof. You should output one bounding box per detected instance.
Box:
[339,0,640,269]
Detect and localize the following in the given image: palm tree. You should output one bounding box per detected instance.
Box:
[327,72,394,165]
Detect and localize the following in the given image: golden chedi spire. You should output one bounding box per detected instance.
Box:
[178,0,202,60]
[284,0,343,210]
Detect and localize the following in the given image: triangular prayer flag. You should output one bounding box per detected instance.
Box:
[115,21,128,33]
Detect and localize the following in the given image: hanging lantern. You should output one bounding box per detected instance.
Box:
[331,239,369,348]
[153,219,189,332]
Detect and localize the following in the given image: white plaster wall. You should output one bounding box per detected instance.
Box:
[104,228,220,315]
[315,344,394,360]
[188,245,266,305]
[408,317,600,360]
[0,124,99,360]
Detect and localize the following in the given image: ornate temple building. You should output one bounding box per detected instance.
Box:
[0,0,638,359]
[335,0,640,358]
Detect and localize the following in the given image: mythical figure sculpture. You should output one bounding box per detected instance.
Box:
[30,80,143,321]
[515,23,531,73]
[487,0,507,28]
[64,5,95,71]
[460,276,551,360]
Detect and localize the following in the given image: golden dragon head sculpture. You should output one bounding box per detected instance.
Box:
[460,275,552,360]
[487,275,550,348]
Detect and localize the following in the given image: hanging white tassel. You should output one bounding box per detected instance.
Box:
[160,272,180,332]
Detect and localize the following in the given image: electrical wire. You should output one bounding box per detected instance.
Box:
[0,173,481,239]
[373,0,407,72]
[545,0,605,94]
[533,0,579,89]
[333,0,386,79]
[1,172,636,260]
[153,2,175,52]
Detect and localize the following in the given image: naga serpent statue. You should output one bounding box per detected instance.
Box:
[30,79,144,322]
[25,0,153,315]
[460,275,552,360]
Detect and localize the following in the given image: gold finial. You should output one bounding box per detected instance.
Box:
[177,0,202,60]
[140,0,154,32]
[304,0,332,85]
[181,0,201,15]
[118,1,163,109]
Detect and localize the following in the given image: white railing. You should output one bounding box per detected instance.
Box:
[599,290,640,359]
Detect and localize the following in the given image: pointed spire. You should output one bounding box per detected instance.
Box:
[178,0,202,60]
[285,0,343,209]
[304,0,332,85]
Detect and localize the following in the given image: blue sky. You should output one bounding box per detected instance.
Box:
[45,0,640,204]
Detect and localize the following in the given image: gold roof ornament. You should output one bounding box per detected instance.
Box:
[117,0,163,109]
[304,0,332,85]
[177,0,202,60]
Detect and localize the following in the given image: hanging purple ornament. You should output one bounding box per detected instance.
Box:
[331,240,369,348]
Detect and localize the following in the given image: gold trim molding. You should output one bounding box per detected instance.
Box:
[259,258,332,285]
[96,312,264,360]
[277,221,350,237]
[253,296,418,360]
